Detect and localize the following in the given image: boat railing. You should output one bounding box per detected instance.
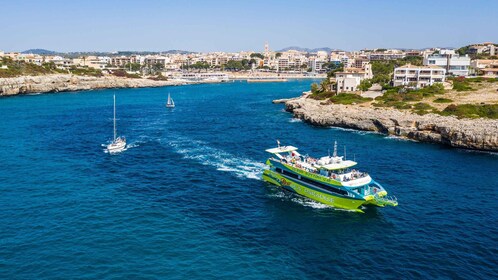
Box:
[276,157,370,183]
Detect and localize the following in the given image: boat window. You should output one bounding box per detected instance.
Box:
[299,176,348,196]
[282,169,299,179]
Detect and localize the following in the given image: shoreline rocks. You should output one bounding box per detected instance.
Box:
[282,96,498,152]
[0,74,194,96]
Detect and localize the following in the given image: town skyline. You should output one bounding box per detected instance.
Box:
[1,0,497,53]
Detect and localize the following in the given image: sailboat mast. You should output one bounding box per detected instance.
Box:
[113,94,117,141]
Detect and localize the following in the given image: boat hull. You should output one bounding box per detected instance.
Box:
[107,141,126,154]
[263,170,366,212]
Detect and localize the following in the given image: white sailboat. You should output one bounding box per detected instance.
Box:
[106,94,126,154]
[166,93,175,108]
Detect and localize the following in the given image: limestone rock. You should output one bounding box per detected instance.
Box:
[282,97,498,152]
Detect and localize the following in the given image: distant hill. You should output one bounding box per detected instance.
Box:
[277,46,336,53]
[162,50,194,54]
[22,49,58,55]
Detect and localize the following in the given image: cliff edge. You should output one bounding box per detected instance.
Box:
[284,96,498,152]
[0,74,188,96]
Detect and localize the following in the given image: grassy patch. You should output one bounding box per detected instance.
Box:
[375,84,445,107]
[449,77,473,91]
[433,98,453,103]
[440,104,498,119]
[412,102,438,115]
[329,93,372,105]
[309,91,336,100]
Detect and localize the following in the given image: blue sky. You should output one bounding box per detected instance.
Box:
[1,0,497,52]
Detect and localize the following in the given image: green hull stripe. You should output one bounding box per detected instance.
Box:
[263,170,365,212]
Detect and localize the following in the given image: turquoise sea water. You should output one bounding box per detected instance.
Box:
[0,80,497,279]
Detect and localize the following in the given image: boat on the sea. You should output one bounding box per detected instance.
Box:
[166,93,175,108]
[106,94,126,154]
[262,141,397,212]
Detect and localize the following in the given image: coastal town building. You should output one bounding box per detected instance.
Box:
[73,56,110,69]
[393,64,446,88]
[423,50,470,76]
[308,57,326,73]
[467,42,497,56]
[368,50,405,61]
[334,63,373,93]
[470,59,498,76]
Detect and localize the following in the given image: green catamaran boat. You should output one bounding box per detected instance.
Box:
[262,141,398,212]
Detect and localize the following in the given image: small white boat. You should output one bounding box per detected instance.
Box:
[107,94,126,154]
[166,93,175,108]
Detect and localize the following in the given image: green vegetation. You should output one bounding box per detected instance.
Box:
[112,69,141,79]
[69,66,103,77]
[0,57,57,77]
[370,56,424,87]
[433,98,453,103]
[375,84,444,105]
[412,102,437,115]
[124,62,141,71]
[450,77,473,91]
[440,104,498,119]
[0,57,107,77]
[358,79,373,91]
[329,93,372,105]
[223,60,251,71]
[373,84,445,111]
[326,63,343,78]
[148,73,168,81]
[250,53,264,59]
[189,61,210,70]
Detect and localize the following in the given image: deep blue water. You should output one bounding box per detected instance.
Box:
[0,80,497,279]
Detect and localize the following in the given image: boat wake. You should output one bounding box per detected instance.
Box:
[329,126,380,135]
[168,138,267,180]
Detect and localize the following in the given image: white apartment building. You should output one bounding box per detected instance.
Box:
[423,50,470,76]
[308,58,326,73]
[393,64,446,88]
[334,63,373,93]
[368,50,405,61]
[48,56,73,69]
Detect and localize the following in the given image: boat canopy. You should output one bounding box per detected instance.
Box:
[265,146,298,154]
[321,160,357,170]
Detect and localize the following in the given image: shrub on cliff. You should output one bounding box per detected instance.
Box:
[449,77,473,91]
[433,98,453,103]
[112,69,141,79]
[413,102,437,115]
[330,93,372,105]
[440,104,498,119]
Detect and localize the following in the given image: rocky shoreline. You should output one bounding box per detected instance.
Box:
[281,96,498,152]
[0,74,196,96]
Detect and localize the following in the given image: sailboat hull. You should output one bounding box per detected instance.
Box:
[107,140,126,153]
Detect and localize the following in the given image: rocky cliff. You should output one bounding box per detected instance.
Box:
[284,97,498,152]
[0,74,187,96]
